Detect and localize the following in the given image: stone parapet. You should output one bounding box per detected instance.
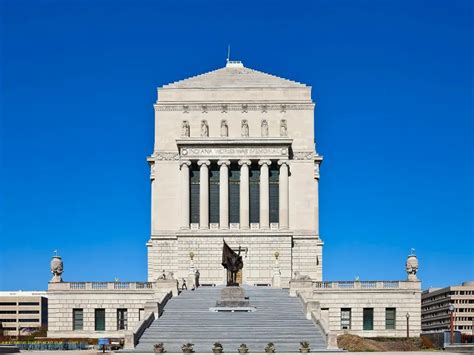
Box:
[48,281,155,292]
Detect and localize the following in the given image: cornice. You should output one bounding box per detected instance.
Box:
[154,103,314,112]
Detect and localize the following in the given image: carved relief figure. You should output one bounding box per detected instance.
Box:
[220,120,228,137]
[241,120,249,137]
[201,120,209,137]
[261,119,269,137]
[280,119,288,137]
[182,120,190,137]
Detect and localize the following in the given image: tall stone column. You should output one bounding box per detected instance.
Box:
[179,160,191,229]
[218,160,230,229]
[239,160,251,229]
[198,160,210,229]
[278,160,289,229]
[259,160,271,229]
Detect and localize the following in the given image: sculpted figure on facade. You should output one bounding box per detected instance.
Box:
[280,119,288,137]
[50,255,64,283]
[201,120,209,137]
[241,120,249,137]
[261,119,269,137]
[220,120,228,137]
[292,271,311,280]
[182,120,190,137]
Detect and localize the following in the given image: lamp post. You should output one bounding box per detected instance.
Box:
[448,303,455,344]
[406,312,410,339]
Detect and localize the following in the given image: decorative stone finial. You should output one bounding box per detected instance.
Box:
[50,254,63,283]
[405,249,419,281]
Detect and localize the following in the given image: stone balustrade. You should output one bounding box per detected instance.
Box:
[312,280,418,289]
[48,281,154,291]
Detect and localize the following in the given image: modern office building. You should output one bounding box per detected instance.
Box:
[421,281,474,334]
[0,291,48,337]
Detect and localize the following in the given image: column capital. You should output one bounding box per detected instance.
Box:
[238,159,252,167]
[278,160,289,167]
[217,160,231,167]
[258,159,272,166]
[197,160,211,167]
[179,160,191,168]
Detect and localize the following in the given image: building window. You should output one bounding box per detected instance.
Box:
[95,309,105,331]
[209,165,220,224]
[18,302,39,306]
[190,165,200,223]
[229,164,240,223]
[19,318,39,322]
[385,308,396,329]
[139,308,145,321]
[19,310,39,314]
[117,309,127,330]
[249,164,260,223]
[269,164,279,223]
[73,308,83,331]
[0,302,16,306]
[363,308,374,330]
[341,308,351,330]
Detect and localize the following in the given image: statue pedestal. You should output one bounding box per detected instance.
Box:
[209,286,256,312]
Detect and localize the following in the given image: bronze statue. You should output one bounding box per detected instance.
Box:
[221,240,243,286]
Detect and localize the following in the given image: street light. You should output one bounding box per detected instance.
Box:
[406,312,410,339]
[448,303,455,344]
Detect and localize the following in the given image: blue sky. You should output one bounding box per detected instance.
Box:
[1,0,472,290]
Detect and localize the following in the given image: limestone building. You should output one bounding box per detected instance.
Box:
[147,60,322,287]
[46,60,422,347]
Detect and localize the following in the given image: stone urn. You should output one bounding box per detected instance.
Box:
[154,343,165,353]
[405,252,419,281]
[212,342,223,353]
[299,341,311,353]
[50,256,63,283]
[238,344,249,353]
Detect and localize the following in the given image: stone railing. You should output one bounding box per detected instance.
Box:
[313,280,402,289]
[49,281,154,291]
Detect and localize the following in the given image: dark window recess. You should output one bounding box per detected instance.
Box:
[209,165,220,224]
[0,310,16,314]
[117,308,128,330]
[138,308,145,321]
[190,165,200,223]
[249,165,260,223]
[95,309,105,331]
[229,165,240,223]
[269,164,279,223]
[2,327,17,330]
[19,310,39,314]
[0,302,17,306]
[19,302,39,306]
[73,308,83,331]
[0,319,17,322]
[385,308,396,329]
[363,308,374,330]
[19,318,38,322]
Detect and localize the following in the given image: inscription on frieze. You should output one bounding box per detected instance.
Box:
[181,147,288,158]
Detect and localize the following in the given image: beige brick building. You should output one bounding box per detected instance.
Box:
[422,281,474,334]
[0,292,48,337]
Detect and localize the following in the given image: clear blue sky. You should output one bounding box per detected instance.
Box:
[1,0,472,291]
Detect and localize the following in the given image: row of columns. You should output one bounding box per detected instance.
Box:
[179,159,289,230]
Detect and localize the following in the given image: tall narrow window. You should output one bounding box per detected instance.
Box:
[229,164,240,223]
[249,164,260,223]
[190,164,200,223]
[363,308,374,330]
[209,164,220,224]
[385,308,396,329]
[341,308,351,330]
[73,308,83,331]
[139,308,144,321]
[95,309,105,331]
[117,309,128,330]
[269,164,279,223]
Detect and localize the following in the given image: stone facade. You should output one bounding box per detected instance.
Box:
[147,61,322,286]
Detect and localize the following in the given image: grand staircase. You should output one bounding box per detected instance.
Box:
[134,286,328,353]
